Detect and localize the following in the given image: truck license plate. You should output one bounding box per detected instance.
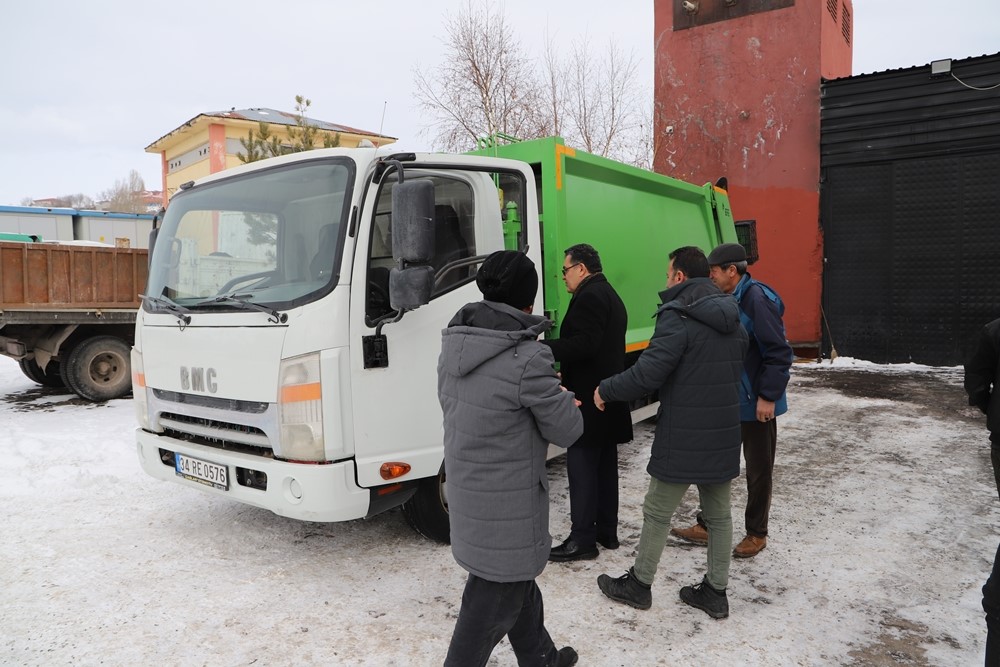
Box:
[175,453,229,491]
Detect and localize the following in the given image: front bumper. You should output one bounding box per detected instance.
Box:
[135,428,369,522]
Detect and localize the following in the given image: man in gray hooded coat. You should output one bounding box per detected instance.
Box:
[438,250,583,667]
[594,246,747,619]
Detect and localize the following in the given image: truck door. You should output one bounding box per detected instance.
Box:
[347,166,536,491]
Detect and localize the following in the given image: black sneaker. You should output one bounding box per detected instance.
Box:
[554,646,578,667]
[597,567,652,610]
[679,577,729,619]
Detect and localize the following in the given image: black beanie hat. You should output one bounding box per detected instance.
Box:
[476,250,538,309]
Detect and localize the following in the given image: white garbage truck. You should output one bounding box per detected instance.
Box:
[133,136,743,542]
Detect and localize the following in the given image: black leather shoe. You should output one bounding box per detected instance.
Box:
[549,538,598,562]
[597,534,620,550]
[555,646,579,666]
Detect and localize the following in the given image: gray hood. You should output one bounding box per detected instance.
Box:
[441,301,552,378]
[657,277,741,336]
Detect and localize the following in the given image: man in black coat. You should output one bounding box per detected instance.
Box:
[593,246,747,619]
[964,317,1000,664]
[543,244,633,562]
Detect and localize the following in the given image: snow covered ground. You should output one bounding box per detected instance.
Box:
[1,355,995,666]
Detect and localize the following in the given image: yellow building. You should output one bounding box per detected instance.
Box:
[145,107,396,207]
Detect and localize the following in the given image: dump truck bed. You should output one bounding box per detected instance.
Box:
[0,241,147,311]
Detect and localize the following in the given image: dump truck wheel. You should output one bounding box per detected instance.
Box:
[401,464,450,544]
[19,358,65,388]
[65,336,132,402]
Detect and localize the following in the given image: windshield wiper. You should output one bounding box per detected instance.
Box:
[208,294,288,324]
[139,294,192,326]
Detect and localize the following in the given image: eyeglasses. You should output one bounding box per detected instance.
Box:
[561,263,582,276]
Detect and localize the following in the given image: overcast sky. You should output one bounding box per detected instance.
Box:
[0,0,996,207]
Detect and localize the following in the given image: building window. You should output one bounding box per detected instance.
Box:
[841,4,851,45]
[827,0,837,21]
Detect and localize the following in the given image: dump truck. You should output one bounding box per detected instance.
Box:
[133,136,745,542]
[0,239,147,401]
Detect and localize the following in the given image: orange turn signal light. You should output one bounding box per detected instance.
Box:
[380,462,411,480]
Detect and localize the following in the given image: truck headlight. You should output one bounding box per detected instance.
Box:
[131,348,150,429]
[278,353,325,461]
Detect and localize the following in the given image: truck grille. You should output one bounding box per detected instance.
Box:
[153,389,268,413]
[159,412,272,455]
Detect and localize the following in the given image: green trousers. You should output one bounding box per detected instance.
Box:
[633,476,733,591]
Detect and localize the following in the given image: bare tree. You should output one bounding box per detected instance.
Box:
[563,39,642,163]
[64,193,97,209]
[18,193,95,208]
[414,0,549,152]
[416,1,652,166]
[98,171,146,213]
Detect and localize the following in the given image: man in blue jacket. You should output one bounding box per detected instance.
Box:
[672,243,793,558]
[594,246,747,619]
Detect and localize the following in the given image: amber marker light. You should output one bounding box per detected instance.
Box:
[380,462,412,480]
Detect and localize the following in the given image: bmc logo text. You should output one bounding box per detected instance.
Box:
[180,367,218,394]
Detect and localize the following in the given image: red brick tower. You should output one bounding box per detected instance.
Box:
[653,0,853,349]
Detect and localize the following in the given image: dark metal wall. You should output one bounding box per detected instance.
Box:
[820,53,1000,365]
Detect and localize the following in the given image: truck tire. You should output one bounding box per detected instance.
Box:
[18,358,65,388]
[65,336,132,402]
[401,464,450,544]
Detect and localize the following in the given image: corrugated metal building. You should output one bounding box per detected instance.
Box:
[821,52,1000,365]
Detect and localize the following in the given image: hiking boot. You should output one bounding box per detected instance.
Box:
[554,646,578,667]
[733,534,767,558]
[679,577,729,619]
[597,567,652,610]
[670,522,708,545]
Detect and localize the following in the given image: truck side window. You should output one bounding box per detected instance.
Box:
[367,175,486,321]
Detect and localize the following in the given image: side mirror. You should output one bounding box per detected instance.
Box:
[391,179,435,264]
[389,266,434,311]
[148,228,158,268]
[148,206,165,267]
[388,178,436,310]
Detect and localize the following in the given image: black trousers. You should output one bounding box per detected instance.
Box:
[984,435,1000,666]
[566,440,619,547]
[741,418,778,538]
[444,574,557,667]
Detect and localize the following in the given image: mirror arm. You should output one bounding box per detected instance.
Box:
[374,309,405,336]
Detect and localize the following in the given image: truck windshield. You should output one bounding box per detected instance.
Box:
[145,158,354,310]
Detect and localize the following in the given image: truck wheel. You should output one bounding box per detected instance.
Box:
[65,336,132,402]
[18,358,65,388]
[401,464,450,544]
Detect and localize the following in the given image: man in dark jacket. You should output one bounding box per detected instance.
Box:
[543,244,633,562]
[594,246,747,619]
[964,317,1000,664]
[672,242,793,559]
[438,250,582,667]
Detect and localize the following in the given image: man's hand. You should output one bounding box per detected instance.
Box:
[594,387,606,412]
[560,384,582,407]
[757,398,776,423]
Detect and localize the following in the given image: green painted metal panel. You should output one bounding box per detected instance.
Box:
[470,136,737,350]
